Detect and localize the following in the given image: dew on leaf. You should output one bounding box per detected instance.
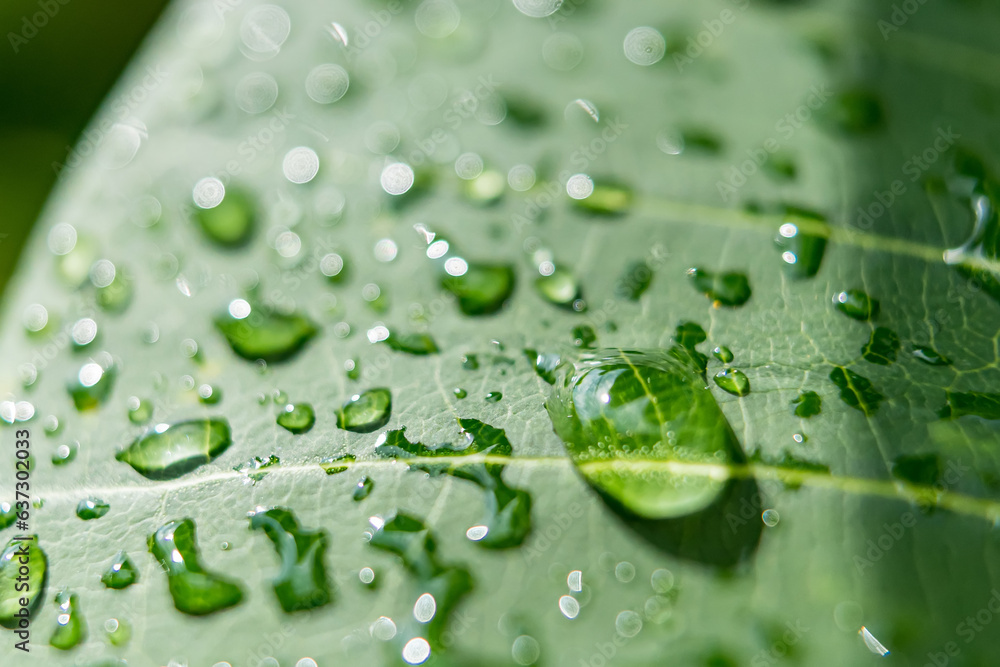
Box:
[384,332,439,355]
[441,263,516,316]
[761,509,780,527]
[116,418,233,480]
[712,346,733,363]
[337,388,392,433]
[52,442,78,466]
[127,396,153,424]
[105,617,131,646]
[453,388,467,399]
[197,383,222,405]
[714,368,750,397]
[524,349,561,385]
[485,391,503,403]
[687,268,751,307]
[148,519,244,616]
[277,403,316,434]
[912,346,951,366]
[345,358,361,380]
[319,453,355,475]
[68,357,116,411]
[614,561,635,583]
[76,497,110,520]
[829,367,884,415]
[773,205,829,279]
[572,325,597,348]
[320,252,348,282]
[791,390,822,418]
[558,595,580,619]
[49,589,86,650]
[535,268,585,311]
[101,551,139,590]
[511,634,541,665]
[623,26,666,66]
[193,184,256,248]
[461,354,480,370]
[235,455,280,484]
[0,538,47,628]
[215,305,318,363]
[862,327,900,365]
[572,180,633,216]
[546,349,740,518]
[833,289,879,321]
[248,507,333,612]
[615,610,643,637]
[353,476,375,501]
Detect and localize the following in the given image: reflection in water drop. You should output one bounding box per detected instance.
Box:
[624,27,666,66]
[859,626,890,657]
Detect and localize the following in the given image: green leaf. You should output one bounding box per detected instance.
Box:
[6,0,1000,664]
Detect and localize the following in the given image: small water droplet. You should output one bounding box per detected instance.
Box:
[277,403,316,434]
[833,289,879,321]
[485,391,503,403]
[615,610,643,638]
[761,509,780,527]
[353,476,375,501]
[623,26,665,66]
[714,368,750,397]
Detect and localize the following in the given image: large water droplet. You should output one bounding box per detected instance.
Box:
[215,305,318,363]
[337,389,392,433]
[688,268,751,307]
[101,551,139,589]
[829,367,883,415]
[249,507,333,612]
[116,419,233,480]
[0,538,47,628]
[713,368,750,397]
[49,589,86,650]
[277,403,316,434]
[76,497,110,520]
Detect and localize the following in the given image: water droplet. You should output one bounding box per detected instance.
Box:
[116,419,233,480]
[359,567,376,586]
[22,303,49,334]
[282,146,320,184]
[688,268,752,307]
[465,525,488,540]
[320,453,355,475]
[614,561,635,583]
[830,366,884,415]
[49,589,86,650]
[413,592,437,622]
[198,383,222,405]
[712,346,734,363]
[524,349,561,385]
[546,350,740,518]
[0,538,47,628]
[403,637,431,664]
[76,497,110,520]
[148,519,244,615]
[572,325,597,349]
[567,570,582,592]
[277,403,316,434]
[249,507,333,611]
[650,568,674,594]
[215,304,318,363]
[193,183,256,247]
[762,509,780,527]
[615,261,653,300]
[714,368,751,397]
[101,551,139,589]
[511,635,541,665]
[484,391,503,404]
[572,180,633,216]
[462,354,480,370]
[566,173,594,199]
[353,476,375,501]
[615,610,643,638]
[235,455,280,485]
[305,64,349,104]
[338,389,393,434]
[105,617,131,646]
[912,345,951,366]
[372,616,396,640]
[240,4,291,55]
[833,289,879,321]
[558,595,580,619]
[442,263,516,316]
[235,72,278,113]
[535,268,585,311]
[381,162,415,195]
[453,388,468,399]
[383,331,439,355]
[71,318,98,349]
[859,625,891,656]
[512,0,563,19]
[68,356,116,411]
[791,390,822,418]
[624,27,665,66]
[320,252,348,282]
[51,442,78,466]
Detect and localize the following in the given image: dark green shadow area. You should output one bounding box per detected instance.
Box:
[0,0,170,306]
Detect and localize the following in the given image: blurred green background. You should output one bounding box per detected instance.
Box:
[0,0,169,302]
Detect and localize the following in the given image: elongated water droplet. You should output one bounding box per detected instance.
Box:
[535,268,585,311]
[572,325,597,349]
[524,349,561,385]
[712,346,733,363]
[546,350,740,518]
[688,268,751,307]
[215,305,318,363]
[1,538,47,628]
[384,332,439,355]
[320,453,355,475]
[235,455,280,484]
[101,551,139,589]
[773,206,829,279]
[148,519,244,615]
[277,403,316,434]
[912,346,951,366]
[353,476,375,501]
[572,181,633,216]
[453,388,467,399]
[76,497,110,520]
[338,389,392,433]
[485,391,503,403]
[116,419,233,480]
[249,507,333,612]
[833,289,879,321]
[49,589,86,650]
[713,369,750,397]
